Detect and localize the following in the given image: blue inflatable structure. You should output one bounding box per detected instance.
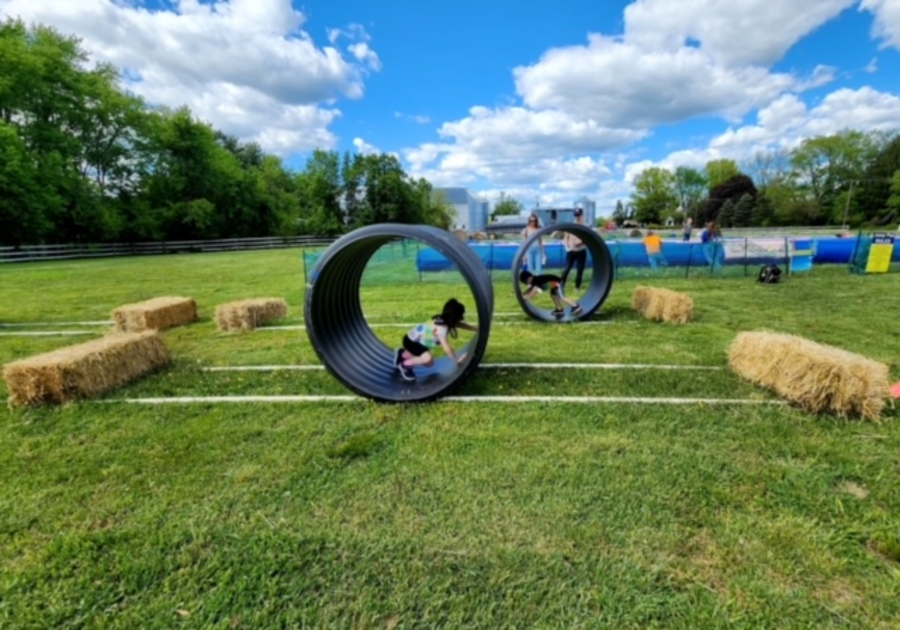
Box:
[416,236,899,272]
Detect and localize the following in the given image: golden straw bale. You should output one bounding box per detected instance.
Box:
[729,331,890,420]
[112,296,197,332]
[632,286,694,324]
[3,331,170,407]
[215,298,289,332]
[452,229,469,241]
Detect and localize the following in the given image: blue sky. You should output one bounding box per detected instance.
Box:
[3,0,900,214]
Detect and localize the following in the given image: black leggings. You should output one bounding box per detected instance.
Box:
[561,250,587,289]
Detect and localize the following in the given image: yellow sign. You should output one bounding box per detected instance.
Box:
[865,233,895,273]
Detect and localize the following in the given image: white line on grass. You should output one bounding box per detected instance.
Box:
[0,331,96,337]
[0,321,112,327]
[258,320,632,331]
[110,395,781,405]
[202,363,722,372]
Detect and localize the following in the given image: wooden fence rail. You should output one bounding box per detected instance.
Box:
[0,236,338,263]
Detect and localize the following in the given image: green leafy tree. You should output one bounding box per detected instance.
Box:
[612,199,626,224]
[0,19,138,242]
[856,134,900,223]
[297,150,344,236]
[717,199,736,228]
[790,130,880,224]
[420,185,457,230]
[702,174,757,224]
[888,170,900,214]
[0,121,58,245]
[630,167,677,224]
[731,194,755,227]
[141,107,246,240]
[491,193,524,220]
[674,166,707,221]
[705,159,741,190]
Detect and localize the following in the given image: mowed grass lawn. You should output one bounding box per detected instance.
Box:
[1,248,899,629]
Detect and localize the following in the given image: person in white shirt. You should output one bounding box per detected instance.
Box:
[561,209,587,292]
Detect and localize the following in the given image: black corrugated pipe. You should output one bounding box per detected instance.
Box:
[512,222,615,322]
[305,224,494,402]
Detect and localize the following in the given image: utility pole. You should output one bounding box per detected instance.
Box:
[841,180,855,230]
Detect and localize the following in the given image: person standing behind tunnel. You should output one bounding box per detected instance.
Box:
[520,213,546,274]
[561,208,587,293]
[701,221,723,269]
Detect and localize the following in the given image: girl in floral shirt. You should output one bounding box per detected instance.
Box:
[393,298,478,381]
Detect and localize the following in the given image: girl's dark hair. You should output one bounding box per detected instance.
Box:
[434,298,465,337]
[519,270,533,284]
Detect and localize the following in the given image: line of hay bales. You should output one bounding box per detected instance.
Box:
[629,286,890,420]
[5,294,290,407]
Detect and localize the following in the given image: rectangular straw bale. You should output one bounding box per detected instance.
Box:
[112,296,197,332]
[632,286,694,324]
[729,331,890,420]
[3,331,171,407]
[215,298,289,332]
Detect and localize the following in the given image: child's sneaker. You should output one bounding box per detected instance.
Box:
[399,364,416,381]
[553,308,564,318]
[572,303,583,315]
[394,348,404,369]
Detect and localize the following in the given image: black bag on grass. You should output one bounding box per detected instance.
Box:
[757,264,782,284]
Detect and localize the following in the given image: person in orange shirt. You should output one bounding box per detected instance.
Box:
[643,229,666,270]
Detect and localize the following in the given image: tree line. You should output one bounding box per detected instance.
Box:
[623,131,900,228]
[0,19,454,247]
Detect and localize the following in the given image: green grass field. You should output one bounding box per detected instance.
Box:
[1,248,899,629]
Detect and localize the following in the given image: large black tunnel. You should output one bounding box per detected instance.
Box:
[305,224,494,402]
[512,222,615,322]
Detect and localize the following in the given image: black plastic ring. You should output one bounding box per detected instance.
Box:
[512,222,615,322]
[305,224,494,402]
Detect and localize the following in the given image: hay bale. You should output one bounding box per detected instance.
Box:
[729,331,890,420]
[3,331,171,407]
[112,296,197,332]
[215,298,288,332]
[632,286,693,324]
[452,229,470,242]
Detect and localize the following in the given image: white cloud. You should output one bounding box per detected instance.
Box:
[514,36,799,127]
[865,57,879,73]
[404,107,638,191]
[861,0,900,50]
[0,0,378,154]
[624,0,856,66]
[352,137,380,155]
[347,42,381,71]
[622,87,900,179]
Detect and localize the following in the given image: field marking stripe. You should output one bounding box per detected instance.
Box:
[110,395,781,405]
[259,321,631,331]
[202,363,722,372]
[0,331,96,337]
[0,321,112,327]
